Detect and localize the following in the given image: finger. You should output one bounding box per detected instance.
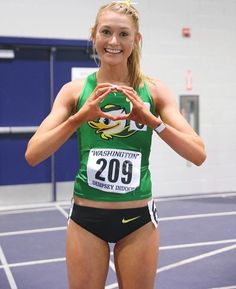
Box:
[93,86,112,99]
[116,86,135,96]
[118,85,137,94]
[120,88,142,104]
[111,113,131,121]
[97,82,115,89]
[116,84,133,90]
[96,87,112,102]
[93,83,115,97]
[95,83,120,95]
[119,86,138,97]
[99,111,123,121]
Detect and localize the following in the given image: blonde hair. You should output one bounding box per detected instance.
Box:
[90,1,145,89]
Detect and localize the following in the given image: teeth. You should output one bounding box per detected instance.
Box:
[105,48,122,54]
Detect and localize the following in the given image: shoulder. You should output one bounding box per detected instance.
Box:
[145,77,171,99]
[61,78,85,96]
[57,78,86,108]
[145,77,176,112]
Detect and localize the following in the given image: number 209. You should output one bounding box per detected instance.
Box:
[95,158,133,184]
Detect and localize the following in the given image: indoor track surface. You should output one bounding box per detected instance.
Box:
[0,193,236,289]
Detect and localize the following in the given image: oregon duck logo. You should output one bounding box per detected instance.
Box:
[88,104,137,140]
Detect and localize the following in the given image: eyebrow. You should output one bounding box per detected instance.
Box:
[100,25,130,30]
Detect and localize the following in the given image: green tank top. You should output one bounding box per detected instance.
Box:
[73,72,155,202]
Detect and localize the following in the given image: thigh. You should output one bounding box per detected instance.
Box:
[66,219,110,289]
[114,222,160,289]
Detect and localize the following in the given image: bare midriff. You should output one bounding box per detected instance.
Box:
[74,196,152,209]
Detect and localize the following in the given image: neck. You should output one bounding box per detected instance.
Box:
[96,65,130,86]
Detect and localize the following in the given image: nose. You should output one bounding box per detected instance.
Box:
[109,35,119,45]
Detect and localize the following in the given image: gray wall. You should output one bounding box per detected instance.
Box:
[0,0,236,201]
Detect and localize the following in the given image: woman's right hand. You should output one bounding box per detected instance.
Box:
[71,83,116,124]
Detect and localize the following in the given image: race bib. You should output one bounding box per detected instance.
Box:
[87,148,141,194]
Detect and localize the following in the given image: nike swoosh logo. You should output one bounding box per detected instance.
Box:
[122,216,141,224]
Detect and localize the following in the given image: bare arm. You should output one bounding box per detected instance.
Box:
[25,81,115,166]
[113,81,206,166]
[150,80,206,166]
[25,81,82,166]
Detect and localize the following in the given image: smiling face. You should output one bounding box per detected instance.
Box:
[93,11,137,66]
[91,3,142,88]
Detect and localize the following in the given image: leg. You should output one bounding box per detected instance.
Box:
[114,222,160,289]
[66,219,110,289]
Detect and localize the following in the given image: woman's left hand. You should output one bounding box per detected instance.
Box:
[113,85,159,128]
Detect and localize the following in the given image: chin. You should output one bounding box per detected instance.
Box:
[102,54,127,65]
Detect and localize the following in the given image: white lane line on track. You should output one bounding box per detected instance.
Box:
[160,238,236,250]
[209,285,236,289]
[0,207,56,215]
[157,243,236,273]
[0,192,236,213]
[0,239,235,269]
[1,211,235,237]
[160,211,236,221]
[55,203,69,219]
[0,257,66,269]
[155,192,236,202]
[0,245,18,289]
[0,226,66,237]
[0,201,70,212]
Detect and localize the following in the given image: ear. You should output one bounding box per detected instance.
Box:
[90,27,96,46]
[91,37,95,48]
[135,32,141,44]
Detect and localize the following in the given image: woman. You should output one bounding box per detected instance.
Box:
[25,1,206,289]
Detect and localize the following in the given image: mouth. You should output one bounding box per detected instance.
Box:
[104,48,123,54]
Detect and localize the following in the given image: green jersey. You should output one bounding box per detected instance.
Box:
[73,72,155,202]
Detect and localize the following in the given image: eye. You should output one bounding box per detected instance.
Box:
[101,29,111,36]
[120,31,129,37]
[103,118,110,125]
